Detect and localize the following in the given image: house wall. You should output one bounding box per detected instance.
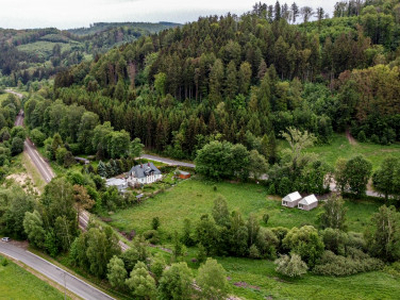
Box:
[282,199,300,208]
[298,202,318,211]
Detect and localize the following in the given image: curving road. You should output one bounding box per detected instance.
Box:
[5,89,114,299]
[0,241,114,300]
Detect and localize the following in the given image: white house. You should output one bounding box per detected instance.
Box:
[298,194,318,211]
[282,191,302,208]
[127,162,162,185]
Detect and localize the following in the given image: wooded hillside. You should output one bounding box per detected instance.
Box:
[37,0,400,160]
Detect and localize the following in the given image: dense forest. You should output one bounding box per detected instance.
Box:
[40,0,400,165]
[0,22,178,87]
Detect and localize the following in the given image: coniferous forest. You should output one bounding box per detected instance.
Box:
[40,0,400,164]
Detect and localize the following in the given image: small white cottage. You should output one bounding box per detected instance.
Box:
[282,191,302,208]
[127,162,162,185]
[298,194,318,211]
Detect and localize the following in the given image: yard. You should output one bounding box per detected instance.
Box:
[108,177,382,238]
[0,256,66,300]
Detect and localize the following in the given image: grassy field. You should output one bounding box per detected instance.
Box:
[108,177,382,238]
[306,134,400,170]
[216,257,400,300]
[106,178,398,299]
[17,41,75,58]
[0,256,66,299]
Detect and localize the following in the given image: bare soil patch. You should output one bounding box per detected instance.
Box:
[6,173,40,195]
[346,129,358,146]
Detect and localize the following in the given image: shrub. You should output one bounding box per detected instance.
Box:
[1,257,9,266]
[274,253,308,278]
[282,225,324,268]
[370,134,380,144]
[357,130,367,142]
[256,227,279,259]
[249,244,261,259]
[151,217,160,230]
[380,136,388,145]
[263,213,270,225]
[313,250,384,276]
[196,243,207,264]
[321,228,348,255]
[346,232,366,250]
[143,230,160,244]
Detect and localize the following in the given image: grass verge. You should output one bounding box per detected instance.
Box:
[21,151,46,193]
[0,254,70,299]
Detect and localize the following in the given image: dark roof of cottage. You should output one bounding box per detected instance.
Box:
[129,162,161,178]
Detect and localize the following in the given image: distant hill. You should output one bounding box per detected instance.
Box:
[67,22,180,36]
[0,22,179,86]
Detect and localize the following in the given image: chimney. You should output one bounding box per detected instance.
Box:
[148,162,150,166]
[141,164,143,168]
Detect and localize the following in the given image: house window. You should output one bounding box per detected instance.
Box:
[283,201,287,205]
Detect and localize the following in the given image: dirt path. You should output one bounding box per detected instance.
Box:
[345,129,358,146]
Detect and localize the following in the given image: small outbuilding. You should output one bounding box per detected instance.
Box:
[298,194,318,211]
[106,178,128,193]
[282,191,302,208]
[177,170,191,179]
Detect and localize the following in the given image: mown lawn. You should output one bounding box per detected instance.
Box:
[306,133,400,170]
[0,256,66,299]
[108,177,382,238]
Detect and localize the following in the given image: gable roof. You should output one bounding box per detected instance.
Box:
[129,162,161,179]
[299,194,318,205]
[283,191,302,202]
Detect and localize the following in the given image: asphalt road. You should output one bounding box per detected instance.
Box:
[0,241,114,300]
[14,110,55,183]
[140,154,195,168]
[7,90,115,299]
[24,138,55,183]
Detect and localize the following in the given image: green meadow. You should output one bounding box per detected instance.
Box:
[108,177,382,237]
[306,134,400,170]
[0,256,66,299]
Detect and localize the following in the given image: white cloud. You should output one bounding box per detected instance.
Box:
[0,0,336,29]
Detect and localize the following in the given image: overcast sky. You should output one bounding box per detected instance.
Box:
[0,0,336,30]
